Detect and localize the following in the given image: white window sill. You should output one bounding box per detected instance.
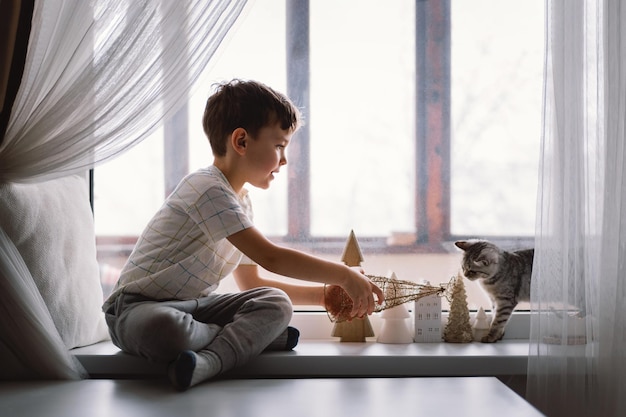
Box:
[73,339,529,378]
[231,339,529,378]
[73,312,531,379]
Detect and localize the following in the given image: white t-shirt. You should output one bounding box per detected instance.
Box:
[106,166,255,302]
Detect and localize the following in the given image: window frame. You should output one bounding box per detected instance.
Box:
[276,0,533,255]
[94,1,538,329]
[282,0,451,253]
[94,0,535,259]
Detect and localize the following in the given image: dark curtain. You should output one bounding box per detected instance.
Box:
[0,0,34,145]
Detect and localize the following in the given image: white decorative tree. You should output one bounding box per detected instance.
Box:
[472,306,491,342]
[377,272,413,344]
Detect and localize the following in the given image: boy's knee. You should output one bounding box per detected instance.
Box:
[263,286,292,306]
[130,309,197,360]
[277,291,294,319]
[261,287,293,323]
[243,287,293,322]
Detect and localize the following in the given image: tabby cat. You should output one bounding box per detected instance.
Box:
[455,239,534,343]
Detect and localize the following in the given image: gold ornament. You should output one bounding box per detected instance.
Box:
[325,275,452,323]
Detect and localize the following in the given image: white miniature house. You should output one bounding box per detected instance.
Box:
[413,280,442,342]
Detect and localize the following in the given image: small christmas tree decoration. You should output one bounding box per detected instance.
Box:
[330,230,374,342]
[377,304,413,344]
[472,306,491,342]
[442,272,474,343]
[331,316,375,342]
[377,273,413,344]
[341,229,364,266]
[414,280,443,343]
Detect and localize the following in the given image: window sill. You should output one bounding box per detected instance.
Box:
[73,339,529,379]
[228,339,529,378]
[74,312,532,379]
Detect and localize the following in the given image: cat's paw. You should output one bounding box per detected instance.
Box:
[481,331,505,343]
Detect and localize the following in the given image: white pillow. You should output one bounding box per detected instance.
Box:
[0,173,109,349]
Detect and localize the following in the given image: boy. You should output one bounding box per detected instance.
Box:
[103,79,384,391]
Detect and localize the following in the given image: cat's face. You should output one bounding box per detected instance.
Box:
[455,240,501,281]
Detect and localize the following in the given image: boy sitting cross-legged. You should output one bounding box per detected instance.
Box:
[102,79,384,391]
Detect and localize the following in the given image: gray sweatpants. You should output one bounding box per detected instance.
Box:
[103,287,293,373]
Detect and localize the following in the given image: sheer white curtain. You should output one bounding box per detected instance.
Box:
[527,1,626,416]
[0,0,248,183]
[0,0,248,379]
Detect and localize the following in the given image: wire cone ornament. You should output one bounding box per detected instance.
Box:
[325,275,452,323]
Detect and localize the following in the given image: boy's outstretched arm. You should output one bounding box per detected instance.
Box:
[228,226,383,319]
[233,264,326,306]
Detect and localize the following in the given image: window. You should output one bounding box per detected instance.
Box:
[94,0,543,317]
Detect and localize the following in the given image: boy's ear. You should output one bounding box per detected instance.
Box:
[231,128,247,155]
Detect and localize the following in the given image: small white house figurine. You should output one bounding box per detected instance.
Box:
[414,280,442,342]
[377,302,413,344]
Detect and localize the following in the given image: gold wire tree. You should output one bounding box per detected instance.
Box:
[442,272,474,343]
[325,274,451,323]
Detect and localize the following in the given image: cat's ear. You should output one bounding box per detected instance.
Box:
[455,241,470,251]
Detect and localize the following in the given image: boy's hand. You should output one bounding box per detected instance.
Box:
[325,268,384,321]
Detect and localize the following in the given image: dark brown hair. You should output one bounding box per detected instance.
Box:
[202,79,301,156]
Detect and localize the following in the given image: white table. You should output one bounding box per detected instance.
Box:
[0,377,544,417]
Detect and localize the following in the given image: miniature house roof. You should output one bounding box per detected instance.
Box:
[341,230,364,267]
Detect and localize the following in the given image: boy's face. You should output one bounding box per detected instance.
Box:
[243,122,292,190]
